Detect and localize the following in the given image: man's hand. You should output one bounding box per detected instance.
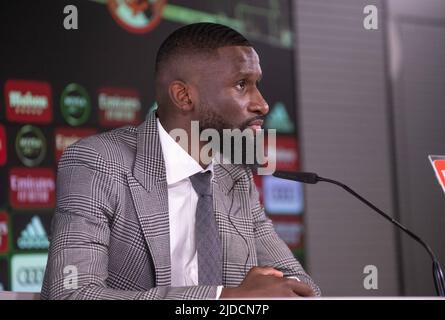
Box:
[220,266,315,298]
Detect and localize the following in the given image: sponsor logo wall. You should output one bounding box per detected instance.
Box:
[254,106,306,259]
[1,78,144,292]
[1,0,301,291]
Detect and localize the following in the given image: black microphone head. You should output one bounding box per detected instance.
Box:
[272,171,319,184]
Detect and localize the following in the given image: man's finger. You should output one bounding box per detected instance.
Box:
[287,279,315,297]
[253,266,284,277]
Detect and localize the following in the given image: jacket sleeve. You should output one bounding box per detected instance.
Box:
[41,140,218,300]
[248,170,322,296]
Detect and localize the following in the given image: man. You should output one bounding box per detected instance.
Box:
[42,23,320,299]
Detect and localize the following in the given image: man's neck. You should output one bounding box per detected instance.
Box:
[157,115,212,169]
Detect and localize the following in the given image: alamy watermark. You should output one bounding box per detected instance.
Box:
[363,5,378,30]
[63,5,78,30]
[63,265,78,290]
[168,121,276,175]
[363,265,378,290]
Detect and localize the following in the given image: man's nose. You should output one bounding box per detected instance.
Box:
[248,92,269,116]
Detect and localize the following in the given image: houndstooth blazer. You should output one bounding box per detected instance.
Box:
[41,113,321,299]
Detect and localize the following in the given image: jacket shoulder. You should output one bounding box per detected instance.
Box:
[59,125,138,173]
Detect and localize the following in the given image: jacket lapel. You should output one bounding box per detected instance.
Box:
[127,113,250,287]
[127,113,171,286]
[213,163,249,224]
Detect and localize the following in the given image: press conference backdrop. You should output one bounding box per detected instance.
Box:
[0,0,303,292]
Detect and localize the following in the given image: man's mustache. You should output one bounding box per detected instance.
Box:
[239,115,266,131]
[198,115,266,133]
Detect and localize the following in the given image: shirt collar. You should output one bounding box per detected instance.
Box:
[157,118,213,185]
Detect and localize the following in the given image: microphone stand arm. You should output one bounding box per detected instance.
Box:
[318,176,445,296]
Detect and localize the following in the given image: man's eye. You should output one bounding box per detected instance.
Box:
[235,80,246,91]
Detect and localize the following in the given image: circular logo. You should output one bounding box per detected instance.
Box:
[60,83,91,126]
[107,0,166,34]
[15,125,47,167]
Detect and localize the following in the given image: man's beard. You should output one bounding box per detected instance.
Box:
[197,104,265,172]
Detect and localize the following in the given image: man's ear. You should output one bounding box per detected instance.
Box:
[168,80,194,112]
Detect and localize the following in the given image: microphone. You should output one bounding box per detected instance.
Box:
[272,170,445,296]
[272,171,319,184]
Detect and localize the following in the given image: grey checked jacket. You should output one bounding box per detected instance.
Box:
[41,113,321,299]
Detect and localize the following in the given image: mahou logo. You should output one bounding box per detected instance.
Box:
[5,80,53,124]
[257,135,296,175]
[55,127,97,162]
[268,136,299,172]
[98,87,142,127]
[272,216,303,251]
[9,167,55,209]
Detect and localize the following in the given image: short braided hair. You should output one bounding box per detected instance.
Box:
[155,22,252,76]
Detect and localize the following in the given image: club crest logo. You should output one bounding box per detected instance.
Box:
[107,0,167,34]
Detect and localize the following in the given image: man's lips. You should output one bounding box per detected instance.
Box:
[247,119,264,130]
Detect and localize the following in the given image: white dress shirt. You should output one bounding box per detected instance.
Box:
[157,119,223,298]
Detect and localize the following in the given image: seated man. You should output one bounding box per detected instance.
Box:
[42,22,321,299]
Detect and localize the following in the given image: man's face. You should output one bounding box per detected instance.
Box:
[193,46,269,133]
